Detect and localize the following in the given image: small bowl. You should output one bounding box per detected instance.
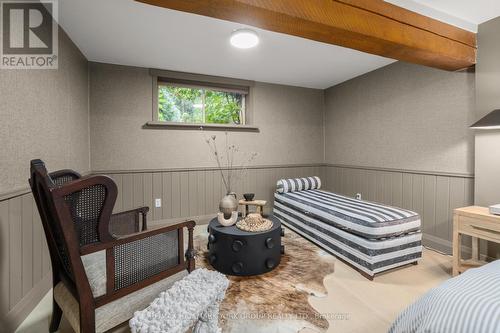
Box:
[243,193,255,201]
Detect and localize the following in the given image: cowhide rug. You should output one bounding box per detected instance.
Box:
[193,226,335,333]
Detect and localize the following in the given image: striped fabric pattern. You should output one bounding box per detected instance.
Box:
[276,176,321,194]
[389,260,500,333]
[274,200,422,276]
[274,189,421,239]
[273,183,423,277]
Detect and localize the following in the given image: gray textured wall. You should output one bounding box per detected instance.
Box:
[475,17,500,207]
[0,29,90,194]
[0,28,89,330]
[89,62,325,172]
[324,61,475,175]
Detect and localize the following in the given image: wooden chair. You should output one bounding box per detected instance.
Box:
[29,159,196,333]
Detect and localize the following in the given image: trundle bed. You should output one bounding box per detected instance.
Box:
[273,176,422,280]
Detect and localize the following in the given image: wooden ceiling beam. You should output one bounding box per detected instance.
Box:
[137,0,477,71]
[337,0,476,48]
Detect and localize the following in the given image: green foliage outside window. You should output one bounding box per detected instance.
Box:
[158,85,244,124]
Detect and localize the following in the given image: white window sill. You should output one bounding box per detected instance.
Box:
[144,121,260,132]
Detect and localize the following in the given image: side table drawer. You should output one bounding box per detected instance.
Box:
[459,215,500,241]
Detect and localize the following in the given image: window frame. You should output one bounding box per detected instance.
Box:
[156,80,247,125]
[148,69,258,131]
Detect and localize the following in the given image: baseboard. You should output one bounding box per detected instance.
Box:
[422,233,453,255]
[0,272,52,333]
[148,213,214,227]
[422,233,495,262]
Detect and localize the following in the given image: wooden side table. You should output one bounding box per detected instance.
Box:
[239,199,267,217]
[453,206,500,276]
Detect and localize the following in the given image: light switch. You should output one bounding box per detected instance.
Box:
[155,198,162,208]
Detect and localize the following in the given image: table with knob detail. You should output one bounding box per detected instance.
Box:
[207,215,283,276]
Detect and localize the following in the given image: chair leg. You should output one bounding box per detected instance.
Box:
[49,299,62,332]
[79,304,96,333]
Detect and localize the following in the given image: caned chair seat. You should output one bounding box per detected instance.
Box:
[54,270,188,333]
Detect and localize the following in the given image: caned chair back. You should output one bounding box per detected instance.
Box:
[29,160,77,285]
[29,160,116,296]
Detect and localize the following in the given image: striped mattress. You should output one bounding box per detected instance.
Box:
[389,260,500,333]
[275,189,421,239]
[273,177,422,277]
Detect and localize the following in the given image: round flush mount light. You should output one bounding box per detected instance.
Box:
[230,29,259,49]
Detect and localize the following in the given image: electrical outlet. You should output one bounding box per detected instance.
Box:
[355,193,362,200]
[155,198,162,208]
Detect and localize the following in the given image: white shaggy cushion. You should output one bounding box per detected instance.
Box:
[53,270,188,333]
[129,268,229,333]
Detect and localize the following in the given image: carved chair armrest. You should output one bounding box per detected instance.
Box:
[80,220,195,254]
[109,206,150,237]
[80,220,197,307]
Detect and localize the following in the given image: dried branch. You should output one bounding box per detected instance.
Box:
[202,128,257,194]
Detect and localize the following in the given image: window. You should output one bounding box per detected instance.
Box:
[148,70,256,131]
[157,81,248,125]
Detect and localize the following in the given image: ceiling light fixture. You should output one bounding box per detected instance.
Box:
[230,29,259,49]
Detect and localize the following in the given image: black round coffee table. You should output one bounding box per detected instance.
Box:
[207,215,284,276]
